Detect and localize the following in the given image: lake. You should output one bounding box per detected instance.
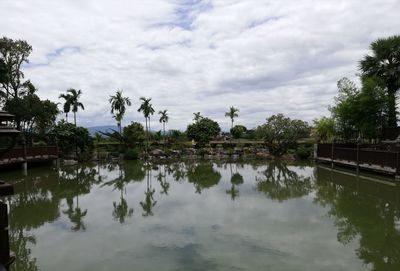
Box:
[1,160,400,271]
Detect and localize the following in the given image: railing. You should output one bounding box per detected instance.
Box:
[0,146,58,160]
[317,143,400,174]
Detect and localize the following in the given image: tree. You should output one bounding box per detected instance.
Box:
[137,97,155,147]
[59,92,72,122]
[313,117,335,142]
[66,89,84,126]
[0,58,7,86]
[230,125,247,139]
[256,114,309,156]
[109,90,131,134]
[193,112,203,122]
[0,37,32,101]
[186,117,221,146]
[330,77,388,140]
[122,122,145,148]
[225,106,239,129]
[359,36,400,127]
[158,109,169,137]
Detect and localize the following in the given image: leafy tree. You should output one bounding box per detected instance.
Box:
[225,106,239,128]
[0,58,7,86]
[230,125,247,139]
[66,88,84,126]
[330,77,388,140]
[313,117,335,142]
[51,121,93,160]
[122,122,145,148]
[186,117,221,146]
[360,36,400,127]
[256,114,309,156]
[0,37,32,101]
[109,90,131,134]
[158,109,169,137]
[4,86,58,135]
[193,112,203,122]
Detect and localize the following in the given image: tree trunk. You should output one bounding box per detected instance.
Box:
[74,112,77,126]
[118,122,122,135]
[66,113,68,122]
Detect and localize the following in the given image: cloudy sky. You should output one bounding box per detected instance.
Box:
[0,0,399,130]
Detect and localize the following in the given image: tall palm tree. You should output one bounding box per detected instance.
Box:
[109,90,131,134]
[158,109,169,137]
[59,92,72,122]
[138,97,155,147]
[225,106,239,128]
[67,88,84,126]
[360,36,400,127]
[193,112,203,122]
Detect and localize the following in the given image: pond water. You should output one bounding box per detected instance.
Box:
[1,160,400,271]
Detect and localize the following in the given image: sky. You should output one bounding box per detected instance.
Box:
[0,0,399,130]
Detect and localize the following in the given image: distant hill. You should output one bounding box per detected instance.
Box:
[87,125,118,136]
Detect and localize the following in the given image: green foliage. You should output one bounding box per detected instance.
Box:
[313,117,335,142]
[225,106,239,128]
[51,121,93,160]
[295,144,313,160]
[230,125,247,139]
[330,77,388,140]
[124,148,140,160]
[231,173,244,185]
[4,91,59,134]
[0,58,6,86]
[109,90,131,134]
[256,114,309,157]
[170,130,186,142]
[359,35,400,127]
[122,122,145,147]
[0,37,32,100]
[187,163,221,193]
[186,117,221,146]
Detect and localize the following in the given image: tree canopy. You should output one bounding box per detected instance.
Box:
[186,117,221,146]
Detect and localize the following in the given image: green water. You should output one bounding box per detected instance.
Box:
[1,160,400,271]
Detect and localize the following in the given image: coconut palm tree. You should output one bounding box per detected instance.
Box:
[109,90,131,134]
[359,36,400,127]
[225,106,239,128]
[193,112,203,122]
[137,97,155,146]
[158,110,169,137]
[59,92,72,122]
[67,88,84,126]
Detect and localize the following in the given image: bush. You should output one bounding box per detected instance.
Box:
[124,148,140,160]
[230,125,247,139]
[295,144,313,160]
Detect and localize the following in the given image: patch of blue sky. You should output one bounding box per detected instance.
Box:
[248,16,282,29]
[152,0,212,31]
[23,46,81,68]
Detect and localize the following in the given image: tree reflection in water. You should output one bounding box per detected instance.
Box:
[256,161,313,201]
[187,162,221,194]
[314,166,400,271]
[140,164,157,217]
[226,162,244,201]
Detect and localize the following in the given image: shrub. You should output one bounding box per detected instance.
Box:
[124,148,140,160]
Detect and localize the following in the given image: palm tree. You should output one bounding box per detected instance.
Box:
[158,110,169,137]
[359,36,400,127]
[193,112,203,122]
[59,92,72,122]
[225,106,239,128]
[109,90,131,134]
[67,88,84,126]
[138,97,155,147]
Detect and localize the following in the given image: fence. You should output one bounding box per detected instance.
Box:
[0,146,58,161]
[317,143,400,176]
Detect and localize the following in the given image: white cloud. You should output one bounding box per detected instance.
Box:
[1,0,399,130]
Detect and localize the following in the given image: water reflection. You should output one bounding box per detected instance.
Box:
[187,163,221,194]
[1,161,400,270]
[256,161,313,201]
[314,166,400,271]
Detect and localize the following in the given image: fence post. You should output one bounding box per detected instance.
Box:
[0,181,15,270]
